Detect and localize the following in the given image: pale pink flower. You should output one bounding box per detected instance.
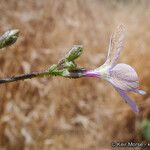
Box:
[85,24,145,113]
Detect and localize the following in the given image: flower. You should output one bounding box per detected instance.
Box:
[85,24,145,113]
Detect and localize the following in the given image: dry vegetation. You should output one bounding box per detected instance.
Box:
[0,0,150,150]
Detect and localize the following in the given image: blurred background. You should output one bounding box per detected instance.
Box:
[0,0,150,149]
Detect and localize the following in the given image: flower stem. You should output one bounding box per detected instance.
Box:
[63,69,99,78]
[0,71,49,84]
[83,70,99,77]
[0,69,88,84]
[0,69,99,84]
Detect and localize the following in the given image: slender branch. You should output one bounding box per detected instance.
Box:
[0,71,49,84]
[0,30,95,84]
[0,69,87,84]
[0,68,99,84]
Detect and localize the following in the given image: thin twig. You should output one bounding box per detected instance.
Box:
[0,69,88,84]
[0,71,49,84]
[0,30,90,84]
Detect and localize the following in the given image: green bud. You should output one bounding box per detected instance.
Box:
[65,45,83,62]
[0,29,19,49]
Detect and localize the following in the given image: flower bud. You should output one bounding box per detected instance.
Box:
[65,45,83,62]
[0,29,19,49]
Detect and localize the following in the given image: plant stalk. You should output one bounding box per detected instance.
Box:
[0,69,99,84]
[0,71,49,84]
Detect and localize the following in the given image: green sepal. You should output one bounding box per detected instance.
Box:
[48,64,70,77]
[62,61,77,70]
[48,64,62,76]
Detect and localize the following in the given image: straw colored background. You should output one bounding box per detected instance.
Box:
[0,0,149,149]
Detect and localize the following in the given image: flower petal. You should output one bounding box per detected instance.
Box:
[105,24,125,67]
[114,87,139,113]
[133,89,146,95]
[109,63,139,91]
